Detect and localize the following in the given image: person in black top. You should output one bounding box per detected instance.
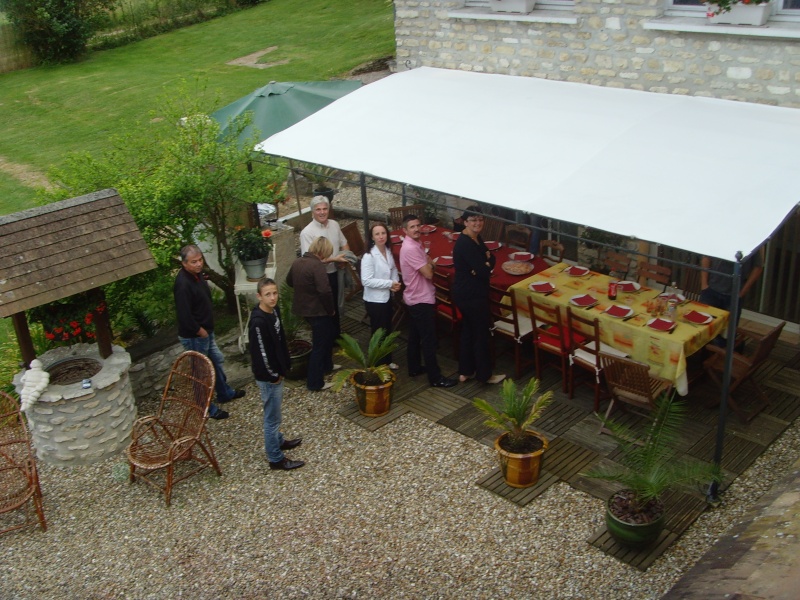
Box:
[452,207,506,385]
[248,277,304,471]
[174,244,244,420]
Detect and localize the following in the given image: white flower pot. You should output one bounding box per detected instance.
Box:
[707,2,771,25]
[490,0,537,14]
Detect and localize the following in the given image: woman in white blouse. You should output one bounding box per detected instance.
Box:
[361,223,401,370]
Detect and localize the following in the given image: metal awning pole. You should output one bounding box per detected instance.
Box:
[707,252,743,504]
[288,159,303,216]
[360,172,369,240]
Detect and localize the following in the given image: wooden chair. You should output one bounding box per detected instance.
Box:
[603,250,631,279]
[638,260,672,291]
[388,204,425,229]
[481,216,505,242]
[527,297,573,392]
[599,353,672,435]
[566,307,605,412]
[432,271,461,358]
[681,267,703,302]
[0,391,47,535]
[126,351,222,506]
[539,239,564,265]
[504,224,531,250]
[489,287,534,378]
[344,260,363,301]
[340,221,365,257]
[703,321,786,422]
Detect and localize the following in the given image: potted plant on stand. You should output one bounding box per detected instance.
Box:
[332,328,400,417]
[278,282,313,380]
[706,0,772,25]
[294,163,342,203]
[584,392,720,548]
[232,227,272,281]
[473,378,554,488]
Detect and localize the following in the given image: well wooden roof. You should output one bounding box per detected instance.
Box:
[0,189,157,318]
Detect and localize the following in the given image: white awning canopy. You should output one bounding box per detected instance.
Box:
[257,67,800,262]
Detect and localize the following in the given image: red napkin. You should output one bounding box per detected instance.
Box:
[484,241,501,251]
[510,251,533,261]
[617,281,639,293]
[606,304,632,318]
[565,265,589,276]
[684,310,711,324]
[436,256,454,267]
[420,225,437,233]
[570,294,596,307]
[530,281,555,293]
[647,318,675,331]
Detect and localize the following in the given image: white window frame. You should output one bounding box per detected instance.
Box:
[465,0,575,12]
[665,0,800,21]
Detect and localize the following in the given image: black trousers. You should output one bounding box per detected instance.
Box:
[306,315,336,391]
[365,300,394,365]
[455,298,492,382]
[406,302,441,384]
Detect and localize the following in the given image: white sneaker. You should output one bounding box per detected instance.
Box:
[486,374,506,385]
[321,382,334,391]
[388,363,400,370]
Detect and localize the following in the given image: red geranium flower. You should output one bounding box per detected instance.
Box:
[45,332,55,340]
[70,321,79,329]
[262,229,272,238]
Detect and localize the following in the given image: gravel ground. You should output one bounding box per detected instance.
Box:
[3,367,800,599]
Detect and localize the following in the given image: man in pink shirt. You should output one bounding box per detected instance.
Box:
[399,214,457,388]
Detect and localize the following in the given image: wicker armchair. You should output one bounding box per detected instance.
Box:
[0,391,47,535]
[126,351,221,506]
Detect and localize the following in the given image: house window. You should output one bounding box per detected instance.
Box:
[667,0,800,18]
[466,0,574,9]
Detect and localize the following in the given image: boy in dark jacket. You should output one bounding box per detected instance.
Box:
[249,277,304,471]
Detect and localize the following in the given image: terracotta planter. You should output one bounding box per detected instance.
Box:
[351,371,395,417]
[605,490,665,548]
[286,340,312,380]
[490,0,537,13]
[494,430,548,488]
[707,2,771,25]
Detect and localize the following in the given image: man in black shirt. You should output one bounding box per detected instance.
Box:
[174,245,244,419]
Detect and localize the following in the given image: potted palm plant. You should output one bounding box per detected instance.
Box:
[277,282,312,380]
[473,378,554,488]
[584,392,720,548]
[332,328,399,417]
[231,227,272,281]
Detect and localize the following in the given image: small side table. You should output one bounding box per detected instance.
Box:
[233,251,277,353]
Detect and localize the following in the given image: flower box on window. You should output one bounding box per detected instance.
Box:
[489,0,537,13]
[707,1,772,25]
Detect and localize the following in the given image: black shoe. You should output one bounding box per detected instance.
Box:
[219,389,246,404]
[269,457,305,471]
[409,366,427,377]
[431,377,457,388]
[280,437,303,451]
[209,410,229,420]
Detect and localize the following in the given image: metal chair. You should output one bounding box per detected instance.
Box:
[0,391,47,535]
[598,354,672,435]
[489,287,534,378]
[703,321,786,422]
[126,351,221,506]
[388,204,426,229]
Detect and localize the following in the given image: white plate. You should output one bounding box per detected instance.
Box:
[509,251,533,261]
[569,294,598,308]
[604,305,634,319]
[434,255,454,267]
[564,265,590,277]
[659,292,686,304]
[529,281,555,293]
[484,241,502,251]
[646,317,676,332]
[420,225,437,234]
[616,280,641,293]
[683,310,713,325]
[390,235,403,243]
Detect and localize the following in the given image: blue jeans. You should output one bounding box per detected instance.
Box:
[179,332,236,417]
[257,379,285,463]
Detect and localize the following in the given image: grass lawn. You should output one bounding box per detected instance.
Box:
[0,0,394,216]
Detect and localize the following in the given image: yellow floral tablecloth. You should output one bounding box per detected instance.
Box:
[510,263,730,395]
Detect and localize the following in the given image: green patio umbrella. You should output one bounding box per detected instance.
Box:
[211,80,362,149]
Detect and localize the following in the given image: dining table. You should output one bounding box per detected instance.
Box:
[390,226,550,290]
[510,262,731,395]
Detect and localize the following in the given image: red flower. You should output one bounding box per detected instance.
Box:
[54,327,64,334]
[73,327,82,336]
[70,321,79,329]
[62,334,69,341]
[85,314,93,325]
[86,332,96,339]
[45,332,55,340]
[262,229,272,238]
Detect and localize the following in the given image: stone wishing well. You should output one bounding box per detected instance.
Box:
[14,343,136,467]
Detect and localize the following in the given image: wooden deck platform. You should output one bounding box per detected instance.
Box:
[329,301,800,570]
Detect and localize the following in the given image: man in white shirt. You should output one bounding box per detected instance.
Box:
[299,196,350,340]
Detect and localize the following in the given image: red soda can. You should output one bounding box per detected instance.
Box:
[608,280,617,300]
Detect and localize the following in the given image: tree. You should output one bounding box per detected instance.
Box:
[42,84,287,313]
[0,0,116,63]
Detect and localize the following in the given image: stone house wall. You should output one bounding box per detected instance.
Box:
[395,0,800,107]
